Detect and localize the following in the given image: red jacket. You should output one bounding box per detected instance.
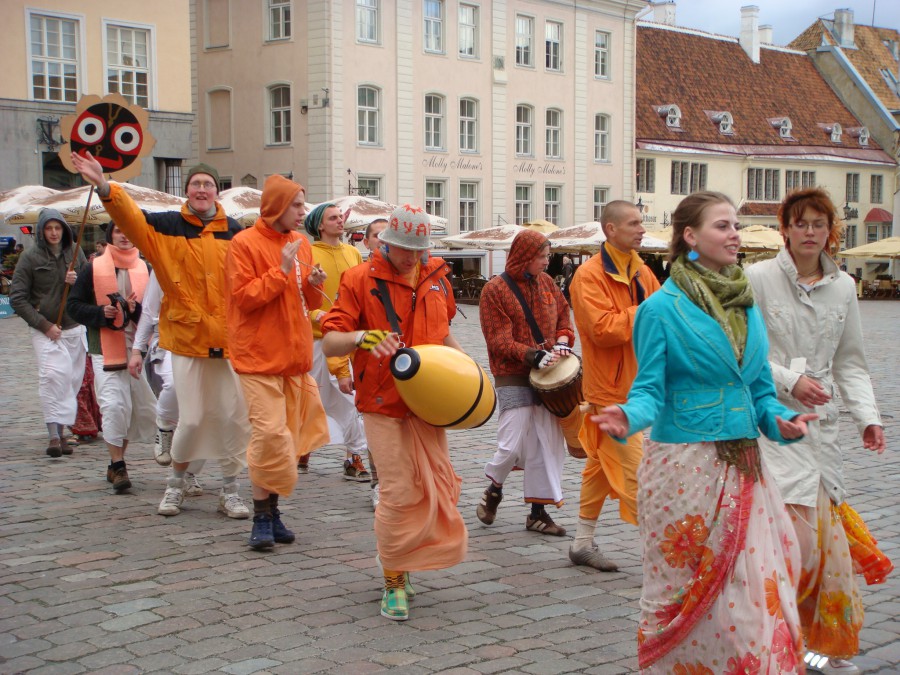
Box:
[321,250,456,418]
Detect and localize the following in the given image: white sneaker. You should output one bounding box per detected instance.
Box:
[805,651,860,674]
[218,484,249,519]
[158,477,184,516]
[154,429,173,466]
[183,472,203,497]
[371,483,380,510]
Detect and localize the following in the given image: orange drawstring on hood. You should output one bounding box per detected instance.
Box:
[260,174,305,227]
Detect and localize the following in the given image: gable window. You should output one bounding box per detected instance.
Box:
[545,109,562,159]
[459,98,478,153]
[425,94,445,150]
[594,114,610,162]
[545,21,562,72]
[459,181,478,232]
[830,123,843,143]
[515,184,533,224]
[515,105,533,156]
[458,4,478,58]
[515,15,534,67]
[658,105,681,129]
[786,170,816,192]
[871,174,883,203]
[268,85,291,145]
[424,0,443,53]
[357,0,379,44]
[770,117,793,139]
[671,161,707,195]
[846,172,860,202]
[748,168,780,201]
[593,187,610,222]
[594,31,610,79]
[106,24,151,108]
[636,158,655,193]
[357,86,380,145]
[425,180,446,218]
[544,185,561,224]
[267,0,291,41]
[30,13,80,102]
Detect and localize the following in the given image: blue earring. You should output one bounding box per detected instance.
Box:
[687,248,700,262]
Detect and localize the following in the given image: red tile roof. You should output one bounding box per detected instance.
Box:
[636,24,884,154]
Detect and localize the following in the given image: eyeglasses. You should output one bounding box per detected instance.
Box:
[790,220,829,232]
[188,181,216,190]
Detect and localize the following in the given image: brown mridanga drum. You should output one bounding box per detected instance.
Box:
[529,354,583,418]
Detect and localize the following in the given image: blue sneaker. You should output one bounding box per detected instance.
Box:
[248,513,274,550]
[271,508,295,544]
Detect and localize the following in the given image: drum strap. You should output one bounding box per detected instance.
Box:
[373,278,403,335]
[500,272,545,346]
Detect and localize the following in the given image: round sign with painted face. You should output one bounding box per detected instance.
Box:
[60,93,156,181]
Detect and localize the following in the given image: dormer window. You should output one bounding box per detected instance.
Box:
[656,104,681,129]
[830,123,842,143]
[706,111,734,135]
[847,126,870,146]
[769,117,793,140]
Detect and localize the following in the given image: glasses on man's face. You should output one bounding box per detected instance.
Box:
[188,181,216,190]
[790,220,829,232]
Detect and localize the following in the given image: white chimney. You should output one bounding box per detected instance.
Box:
[651,1,676,26]
[834,8,855,48]
[759,24,774,45]
[740,6,761,63]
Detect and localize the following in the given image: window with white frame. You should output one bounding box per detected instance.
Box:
[458,4,478,58]
[424,0,443,53]
[357,176,381,199]
[671,161,707,195]
[425,180,446,217]
[357,0,379,44]
[594,114,610,162]
[881,223,891,239]
[544,185,561,224]
[357,86,380,145]
[636,158,655,193]
[29,13,80,102]
[593,187,610,222]
[424,94,445,150]
[786,170,816,192]
[106,24,151,108]
[594,30,610,79]
[459,98,477,153]
[516,105,533,156]
[207,88,232,150]
[269,85,291,145]
[267,0,291,40]
[545,109,561,159]
[545,21,562,72]
[515,184,533,224]
[748,168,780,201]
[871,174,883,203]
[459,181,478,232]
[846,172,860,202]
[845,224,856,249]
[515,15,534,67]
[867,224,878,243]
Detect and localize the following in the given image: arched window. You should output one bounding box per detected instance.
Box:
[515,104,533,156]
[545,108,562,159]
[459,97,478,152]
[424,93,445,150]
[594,113,610,162]
[268,84,291,145]
[357,85,380,145]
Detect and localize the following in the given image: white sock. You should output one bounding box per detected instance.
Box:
[572,518,597,551]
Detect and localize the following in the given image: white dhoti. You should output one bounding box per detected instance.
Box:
[92,354,157,447]
[310,340,366,452]
[484,404,566,506]
[30,326,86,426]
[170,354,248,476]
[153,349,179,429]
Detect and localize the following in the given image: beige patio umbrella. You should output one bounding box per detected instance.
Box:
[0,186,60,221]
[839,236,900,259]
[547,222,668,254]
[442,224,525,250]
[218,187,262,227]
[319,195,449,236]
[522,219,559,234]
[647,225,783,253]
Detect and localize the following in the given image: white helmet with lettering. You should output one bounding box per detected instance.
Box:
[379,204,432,251]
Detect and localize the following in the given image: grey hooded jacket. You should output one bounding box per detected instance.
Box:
[9,208,87,332]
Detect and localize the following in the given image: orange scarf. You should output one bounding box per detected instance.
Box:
[93,246,149,371]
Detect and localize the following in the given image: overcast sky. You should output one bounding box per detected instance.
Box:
[651,0,897,46]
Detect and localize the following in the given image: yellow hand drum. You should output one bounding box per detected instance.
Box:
[390,345,496,429]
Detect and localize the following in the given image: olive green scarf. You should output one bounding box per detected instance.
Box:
[670,255,754,362]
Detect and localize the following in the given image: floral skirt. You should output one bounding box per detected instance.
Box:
[637,440,804,674]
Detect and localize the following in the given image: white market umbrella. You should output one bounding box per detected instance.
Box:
[442,224,525,251]
[547,222,668,254]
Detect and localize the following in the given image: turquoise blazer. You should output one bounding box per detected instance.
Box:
[620,278,796,444]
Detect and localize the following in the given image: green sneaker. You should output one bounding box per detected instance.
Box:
[380,587,409,621]
[404,572,416,600]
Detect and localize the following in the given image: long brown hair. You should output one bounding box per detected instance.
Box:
[669,191,736,263]
[778,188,844,257]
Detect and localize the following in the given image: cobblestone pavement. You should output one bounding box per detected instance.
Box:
[0,300,897,674]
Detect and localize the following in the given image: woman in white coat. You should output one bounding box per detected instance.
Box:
[747,187,891,675]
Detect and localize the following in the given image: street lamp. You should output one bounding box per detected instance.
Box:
[843,202,858,220]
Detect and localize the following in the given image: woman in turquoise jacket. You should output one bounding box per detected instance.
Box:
[595,191,816,674]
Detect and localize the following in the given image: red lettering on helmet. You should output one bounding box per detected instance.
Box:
[416,224,428,237]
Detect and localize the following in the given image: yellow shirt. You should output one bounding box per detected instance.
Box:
[310,241,363,378]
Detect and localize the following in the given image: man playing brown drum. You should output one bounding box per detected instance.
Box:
[476,230,575,535]
[568,200,660,570]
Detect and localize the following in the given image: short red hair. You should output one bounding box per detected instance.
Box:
[777,188,844,257]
